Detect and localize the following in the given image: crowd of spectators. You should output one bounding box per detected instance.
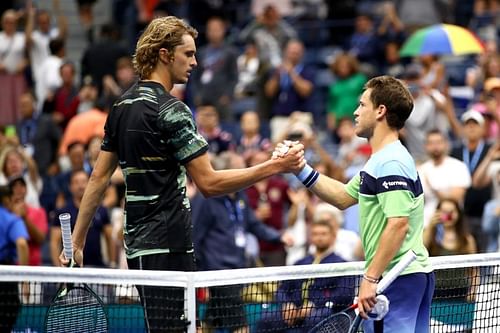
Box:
[0,0,499,318]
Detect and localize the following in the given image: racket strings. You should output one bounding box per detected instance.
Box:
[309,311,356,333]
[45,286,107,333]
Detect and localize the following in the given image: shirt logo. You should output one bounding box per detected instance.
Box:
[382,180,408,189]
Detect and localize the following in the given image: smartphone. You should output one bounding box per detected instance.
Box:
[440,212,452,222]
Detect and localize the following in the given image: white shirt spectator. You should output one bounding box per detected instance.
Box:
[334,228,362,262]
[35,55,63,110]
[235,53,260,97]
[310,202,363,262]
[419,156,471,226]
[0,31,25,73]
[30,28,59,84]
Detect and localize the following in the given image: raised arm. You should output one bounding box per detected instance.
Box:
[472,143,500,188]
[52,0,68,40]
[264,69,280,98]
[423,211,440,250]
[24,1,35,50]
[437,92,462,139]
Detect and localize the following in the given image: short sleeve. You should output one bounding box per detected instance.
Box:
[101,107,117,152]
[345,174,360,200]
[8,216,29,243]
[157,101,208,164]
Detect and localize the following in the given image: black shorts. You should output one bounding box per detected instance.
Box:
[127,252,195,333]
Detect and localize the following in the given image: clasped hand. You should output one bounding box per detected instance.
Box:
[272,140,306,174]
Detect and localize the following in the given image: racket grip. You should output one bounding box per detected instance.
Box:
[376,250,417,294]
[59,213,73,261]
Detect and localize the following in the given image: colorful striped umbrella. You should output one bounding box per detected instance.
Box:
[400,24,484,57]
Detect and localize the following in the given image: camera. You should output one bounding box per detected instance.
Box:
[287,132,303,141]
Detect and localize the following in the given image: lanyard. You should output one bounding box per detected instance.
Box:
[301,255,325,303]
[463,141,484,173]
[20,118,37,145]
[224,197,244,227]
[203,47,223,69]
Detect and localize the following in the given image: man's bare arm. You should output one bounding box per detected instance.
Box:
[365,217,409,279]
[272,142,356,209]
[71,151,118,259]
[16,238,29,265]
[50,227,62,266]
[187,145,304,197]
[309,174,357,210]
[357,216,408,317]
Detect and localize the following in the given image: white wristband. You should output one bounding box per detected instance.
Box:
[296,164,319,188]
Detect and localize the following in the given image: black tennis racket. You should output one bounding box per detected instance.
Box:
[44,213,108,333]
[308,250,417,333]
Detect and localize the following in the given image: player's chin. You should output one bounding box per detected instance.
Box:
[355,127,368,139]
[175,73,189,83]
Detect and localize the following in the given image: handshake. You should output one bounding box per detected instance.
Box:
[271,140,301,160]
[270,140,320,189]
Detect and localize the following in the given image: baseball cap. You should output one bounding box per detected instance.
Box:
[461,109,485,126]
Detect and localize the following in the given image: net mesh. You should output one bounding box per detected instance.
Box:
[0,253,499,333]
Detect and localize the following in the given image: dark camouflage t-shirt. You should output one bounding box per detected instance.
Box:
[102,81,208,258]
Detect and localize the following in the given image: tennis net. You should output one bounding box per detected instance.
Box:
[0,253,499,332]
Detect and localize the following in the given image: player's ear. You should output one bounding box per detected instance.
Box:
[376,104,387,120]
[159,48,171,64]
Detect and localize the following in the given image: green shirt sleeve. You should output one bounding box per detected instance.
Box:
[345,174,360,200]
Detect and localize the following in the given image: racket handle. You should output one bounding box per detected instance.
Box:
[376,250,417,294]
[59,213,73,261]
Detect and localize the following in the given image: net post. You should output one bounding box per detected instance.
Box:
[185,272,196,333]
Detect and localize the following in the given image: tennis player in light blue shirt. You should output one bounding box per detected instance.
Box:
[276,76,435,332]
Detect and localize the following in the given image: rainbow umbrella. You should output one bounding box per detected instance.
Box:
[400,24,484,57]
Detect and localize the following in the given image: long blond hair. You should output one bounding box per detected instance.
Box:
[133,16,197,79]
